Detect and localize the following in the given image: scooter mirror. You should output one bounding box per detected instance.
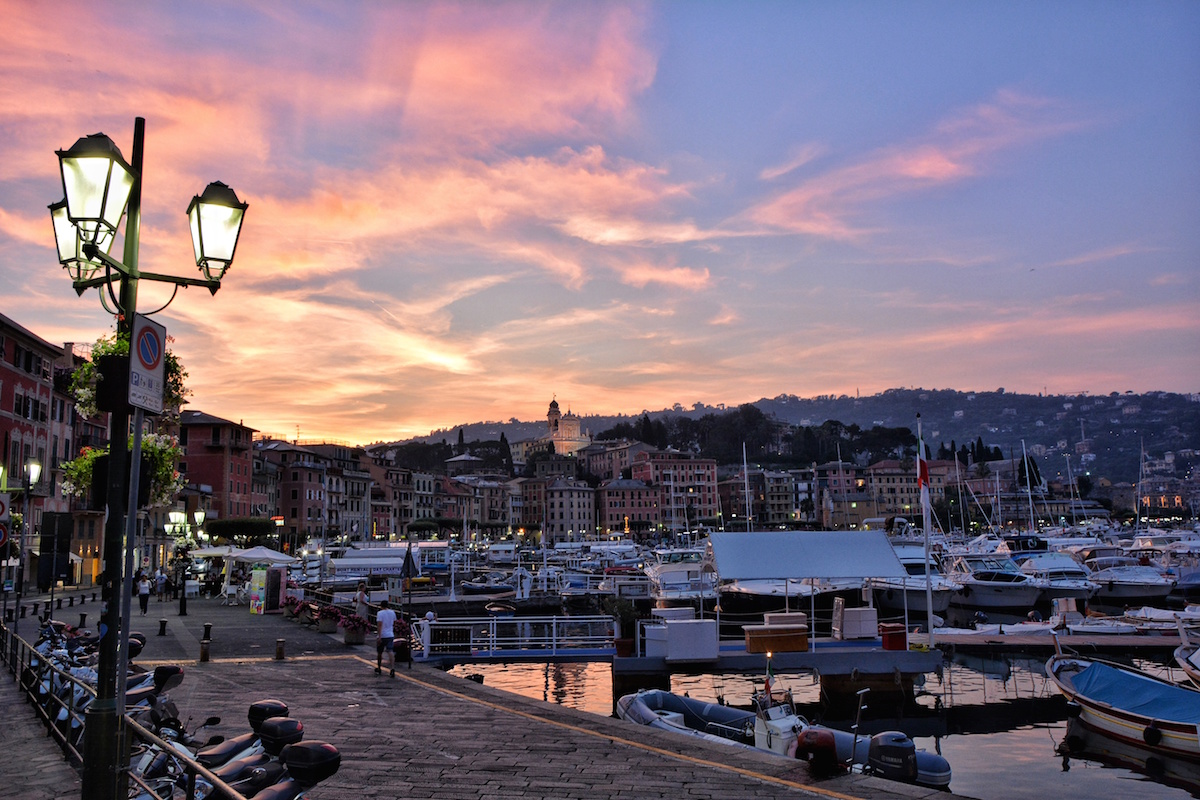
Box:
[204,735,225,746]
[203,716,221,728]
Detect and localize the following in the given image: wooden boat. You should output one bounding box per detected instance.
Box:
[615,688,951,789]
[1046,636,1200,764]
[1174,618,1200,689]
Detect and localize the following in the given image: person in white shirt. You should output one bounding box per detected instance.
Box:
[375,599,397,677]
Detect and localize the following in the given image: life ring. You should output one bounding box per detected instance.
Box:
[1143,723,1163,746]
[1024,538,1038,551]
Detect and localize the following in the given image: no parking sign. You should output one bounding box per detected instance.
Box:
[129,314,166,414]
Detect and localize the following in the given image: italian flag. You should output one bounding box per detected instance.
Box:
[764,660,775,694]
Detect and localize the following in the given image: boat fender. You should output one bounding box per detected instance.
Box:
[1065,702,1082,719]
[961,585,971,597]
[1107,580,1115,592]
[885,589,894,601]
[795,728,841,777]
[1144,723,1163,746]
[1064,735,1085,754]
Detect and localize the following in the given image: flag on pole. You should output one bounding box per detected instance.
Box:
[918,446,930,507]
[764,659,775,695]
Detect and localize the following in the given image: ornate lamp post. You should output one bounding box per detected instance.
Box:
[50,118,246,800]
[13,460,41,637]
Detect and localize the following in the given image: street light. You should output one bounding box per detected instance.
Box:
[13,460,41,637]
[50,118,246,800]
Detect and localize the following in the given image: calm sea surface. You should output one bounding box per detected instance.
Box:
[447,656,1196,800]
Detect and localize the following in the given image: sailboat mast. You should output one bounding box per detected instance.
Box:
[742,443,752,533]
[1022,440,1037,532]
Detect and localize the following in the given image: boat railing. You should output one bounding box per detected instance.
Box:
[702,719,753,741]
[413,614,617,660]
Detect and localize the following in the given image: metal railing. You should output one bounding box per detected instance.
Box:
[414,614,618,659]
[1,620,250,799]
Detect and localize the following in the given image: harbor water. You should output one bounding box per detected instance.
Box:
[448,655,1196,799]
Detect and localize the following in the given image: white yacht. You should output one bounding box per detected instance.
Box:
[642,544,718,607]
[1015,551,1098,605]
[943,552,1046,614]
[866,543,959,617]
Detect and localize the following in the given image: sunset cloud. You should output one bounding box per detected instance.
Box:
[0,2,1194,443]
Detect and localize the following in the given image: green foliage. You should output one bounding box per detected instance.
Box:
[60,432,184,508]
[70,332,189,420]
[602,596,639,630]
[205,517,278,546]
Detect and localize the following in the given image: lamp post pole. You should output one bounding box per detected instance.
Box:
[52,117,246,800]
[14,461,41,637]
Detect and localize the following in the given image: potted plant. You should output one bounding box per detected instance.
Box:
[603,596,639,657]
[316,604,341,633]
[340,612,370,645]
[283,595,301,619]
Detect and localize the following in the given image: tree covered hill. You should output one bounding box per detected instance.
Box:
[402,388,1199,484]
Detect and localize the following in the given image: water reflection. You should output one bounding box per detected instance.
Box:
[447,655,1195,799]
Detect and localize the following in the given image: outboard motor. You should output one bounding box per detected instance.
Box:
[867,731,918,783]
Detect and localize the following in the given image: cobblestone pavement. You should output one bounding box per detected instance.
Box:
[2,592,972,800]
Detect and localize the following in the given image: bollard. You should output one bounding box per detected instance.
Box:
[4,608,10,622]
[43,601,51,617]
[179,593,187,617]
[158,619,168,636]
[19,605,26,619]
[203,622,213,640]
[275,639,285,660]
[68,596,74,607]
[199,639,210,662]
[81,593,86,605]
[79,613,87,629]
[57,598,63,609]
[92,592,97,602]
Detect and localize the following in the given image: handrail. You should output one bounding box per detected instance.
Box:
[411,614,619,660]
[0,620,249,798]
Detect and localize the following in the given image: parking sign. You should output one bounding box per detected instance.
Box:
[129,314,166,414]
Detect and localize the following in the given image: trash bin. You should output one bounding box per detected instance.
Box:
[879,622,907,651]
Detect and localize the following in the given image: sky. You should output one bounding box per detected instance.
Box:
[1,1,1197,445]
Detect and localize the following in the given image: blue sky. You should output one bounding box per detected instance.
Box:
[0,1,1196,443]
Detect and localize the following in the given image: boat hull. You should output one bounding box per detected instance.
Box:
[1047,653,1200,765]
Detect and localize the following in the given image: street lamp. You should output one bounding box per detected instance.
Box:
[13,460,41,637]
[50,118,246,800]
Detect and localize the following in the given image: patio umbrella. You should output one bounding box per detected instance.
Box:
[230,545,298,565]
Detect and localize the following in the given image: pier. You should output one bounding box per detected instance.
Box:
[2,594,975,800]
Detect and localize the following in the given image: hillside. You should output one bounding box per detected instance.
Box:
[407,388,1200,485]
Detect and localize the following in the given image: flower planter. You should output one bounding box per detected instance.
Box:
[317,617,339,634]
[343,628,366,645]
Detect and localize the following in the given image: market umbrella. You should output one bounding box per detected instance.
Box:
[230,545,298,565]
[400,543,418,617]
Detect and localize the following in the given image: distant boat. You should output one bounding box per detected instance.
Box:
[943,552,1045,614]
[643,544,718,607]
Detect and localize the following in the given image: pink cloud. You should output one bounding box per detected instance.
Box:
[744,90,1085,239]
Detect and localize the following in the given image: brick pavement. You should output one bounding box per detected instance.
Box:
[2,593,973,800]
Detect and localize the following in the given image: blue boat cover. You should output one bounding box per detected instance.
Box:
[1073,661,1200,723]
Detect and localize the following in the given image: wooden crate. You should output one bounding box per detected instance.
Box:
[743,624,809,653]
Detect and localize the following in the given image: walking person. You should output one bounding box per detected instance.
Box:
[354,582,370,620]
[375,599,397,677]
[138,573,152,615]
[156,568,168,601]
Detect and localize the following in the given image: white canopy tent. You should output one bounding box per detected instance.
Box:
[708,530,925,633]
[230,546,297,565]
[190,545,238,558]
[708,530,908,580]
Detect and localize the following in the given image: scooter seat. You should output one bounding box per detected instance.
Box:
[196,730,257,768]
